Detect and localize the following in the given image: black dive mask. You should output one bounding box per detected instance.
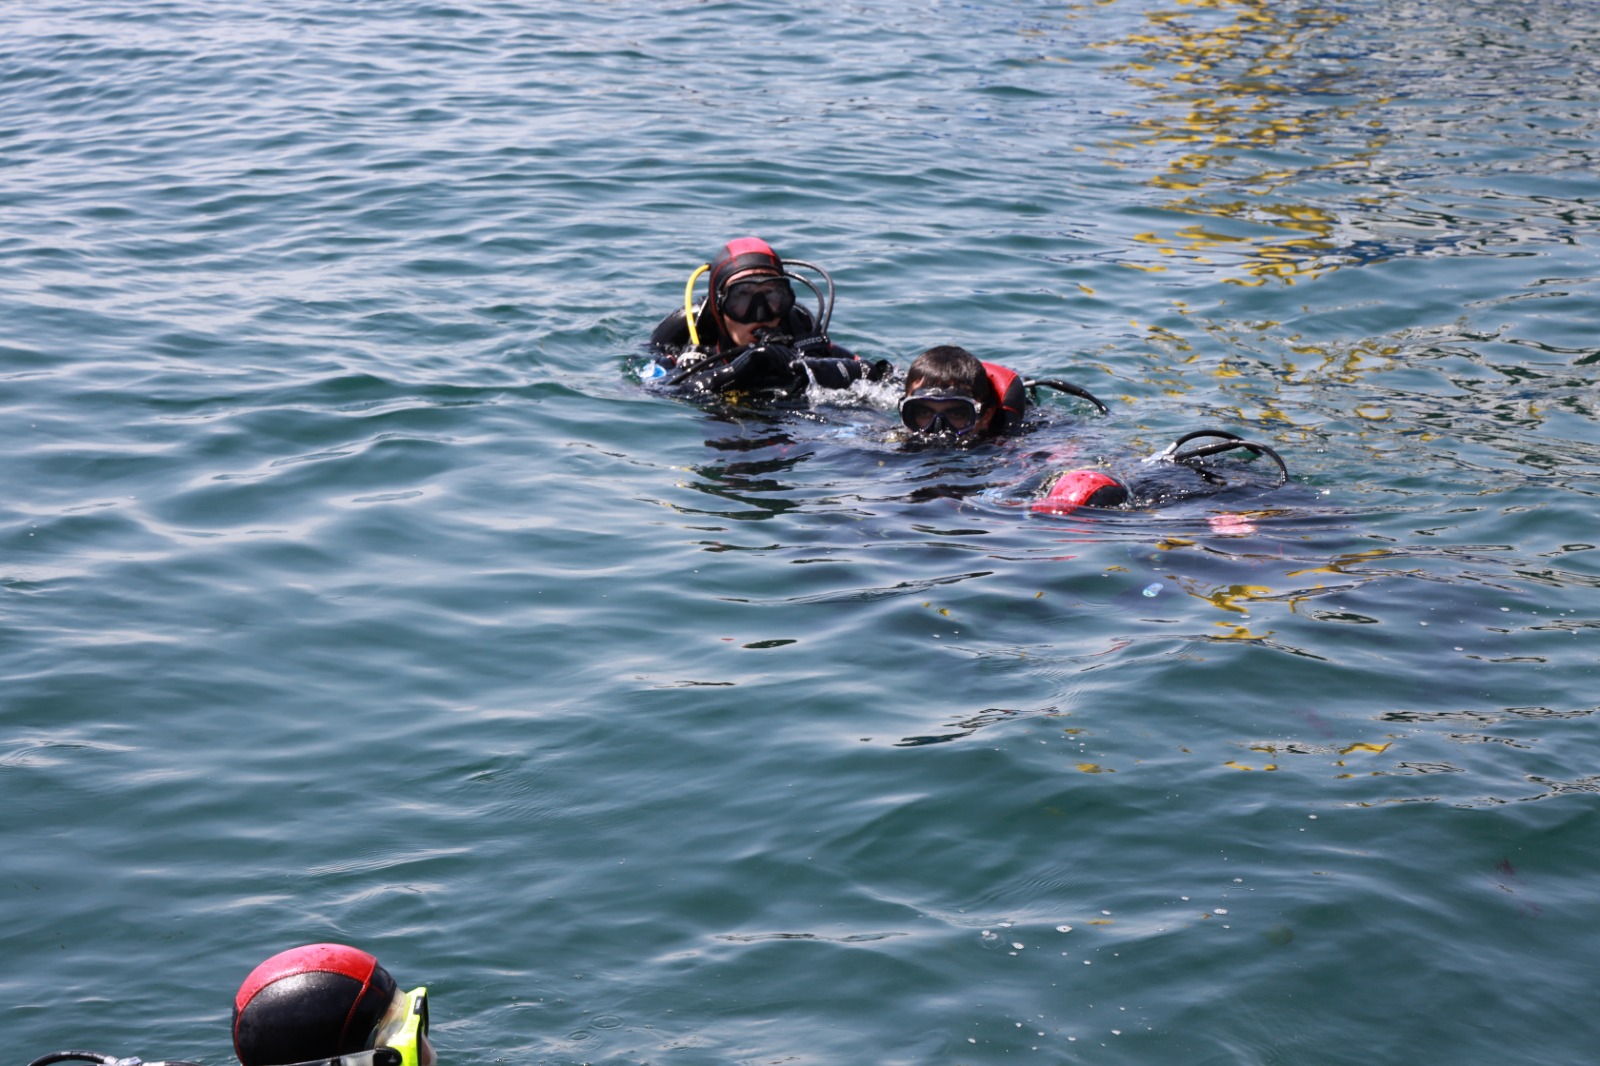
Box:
[720,277,796,324]
[899,391,983,436]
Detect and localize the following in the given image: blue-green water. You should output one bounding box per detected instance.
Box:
[4,1,1598,1063]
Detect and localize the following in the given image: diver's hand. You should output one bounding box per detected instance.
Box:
[751,327,795,347]
[730,339,807,395]
[787,356,894,390]
[665,339,803,395]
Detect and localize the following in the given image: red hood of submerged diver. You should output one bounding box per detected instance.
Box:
[1031,470,1129,515]
[233,943,398,1066]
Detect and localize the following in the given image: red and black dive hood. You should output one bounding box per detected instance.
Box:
[707,236,784,317]
[233,943,398,1066]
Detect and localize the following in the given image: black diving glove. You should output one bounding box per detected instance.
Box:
[665,333,804,396]
[732,332,806,394]
[663,331,892,397]
[790,356,893,389]
[791,332,894,387]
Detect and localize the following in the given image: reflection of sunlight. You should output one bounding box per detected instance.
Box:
[1094,0,1382,286]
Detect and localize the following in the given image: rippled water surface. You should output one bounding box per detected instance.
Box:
[5,1,1598,1063]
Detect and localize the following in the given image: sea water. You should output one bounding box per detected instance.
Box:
[4,1,1598,1063]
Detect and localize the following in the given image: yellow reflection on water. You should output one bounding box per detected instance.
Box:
[1095,0,1381,287]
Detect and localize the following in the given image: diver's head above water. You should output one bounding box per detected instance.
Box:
[233,944,435,1066]
[707,237,797,348]
[900,345,1001,439]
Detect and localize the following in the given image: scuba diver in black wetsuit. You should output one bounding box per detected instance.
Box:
[646,236,892,400]
[28,944,434,1066]
[896,345,1289,515]
[232,944,434,1066]
[1029,428,1291,516]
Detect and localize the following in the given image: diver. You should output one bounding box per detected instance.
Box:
[1029,428,1291,516]
[898,344,1109,440]
[27,943,436,1066]
[646,236,891,400]
[233,943,435,1066]
[896,345,1287,515]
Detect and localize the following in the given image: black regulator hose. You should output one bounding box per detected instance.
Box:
[1164,429,1290,486]
[781,259,835,335]
[1026,379,1110,415]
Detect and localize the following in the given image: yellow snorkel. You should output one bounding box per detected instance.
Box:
[683,263,710,347]
[372,986,429,1066]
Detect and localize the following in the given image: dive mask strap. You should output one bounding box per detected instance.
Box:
[266,1050,402,1066]
[27,1049,208,1056]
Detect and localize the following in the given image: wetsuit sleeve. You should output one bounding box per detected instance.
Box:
[649,308,692,356]
[791,353,894,388]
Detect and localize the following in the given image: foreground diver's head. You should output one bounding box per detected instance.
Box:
[708,236,796,348]
[900,345,1001,438]
[233,944,435,1066]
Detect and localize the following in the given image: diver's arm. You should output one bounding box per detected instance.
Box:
[648,308,692,361]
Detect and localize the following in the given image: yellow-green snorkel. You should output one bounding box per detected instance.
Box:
[683,263,710,347]
[372,986,429,1066]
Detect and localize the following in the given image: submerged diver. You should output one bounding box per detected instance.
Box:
[1029,428,1291,516]
[234,943,435,1066]
[896,345,1287,515]
[647,236,891,399]
[25,944,434,1066]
